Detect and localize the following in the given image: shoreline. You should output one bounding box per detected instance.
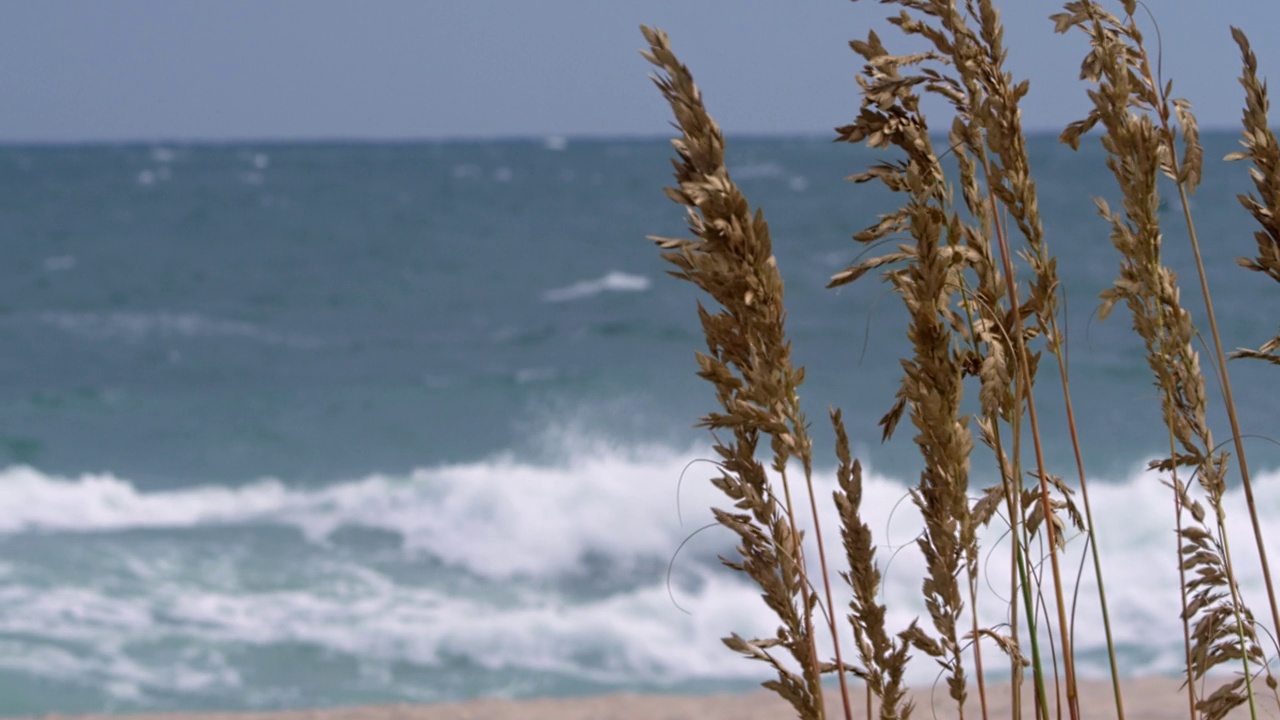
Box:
[38,677,1259,720]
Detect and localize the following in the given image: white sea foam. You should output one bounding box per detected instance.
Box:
[0,584,244,702]
[0,559,765,704]
[0,441,715,578]
[2,444,1279,698]
[542,271,651,303]
[0,442,779,699]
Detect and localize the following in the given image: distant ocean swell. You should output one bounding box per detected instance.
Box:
[2,435,1279,713]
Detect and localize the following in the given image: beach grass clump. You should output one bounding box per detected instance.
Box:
[642,2,1278,719]
[1055,4,1277,716]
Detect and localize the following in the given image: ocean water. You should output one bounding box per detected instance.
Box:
[0,135,1278,715]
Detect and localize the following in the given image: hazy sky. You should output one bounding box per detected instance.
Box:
[2,1,1278,143]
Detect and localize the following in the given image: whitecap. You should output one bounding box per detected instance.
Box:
[542,271,651,303]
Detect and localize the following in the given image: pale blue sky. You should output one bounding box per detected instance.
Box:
[1,1,1277,142]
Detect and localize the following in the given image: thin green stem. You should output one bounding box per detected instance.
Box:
[989,411,1047,720]
[1046,353,1125,720]
[1015,541,1052,720]
[988,192,1081,720]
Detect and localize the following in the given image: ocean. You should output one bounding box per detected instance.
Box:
[0,134,1277,715]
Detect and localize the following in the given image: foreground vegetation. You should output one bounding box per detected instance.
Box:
[641,2,1280,718]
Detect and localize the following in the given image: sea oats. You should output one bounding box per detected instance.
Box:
[836,2,1121,717]
[837,7,980,714]
[1056,4,1272,717]
[645,4,1277,719]
[833,408,913,720]
[642,24,855,720]
[1228,28,1280,367]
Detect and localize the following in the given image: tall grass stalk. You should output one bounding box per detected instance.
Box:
[1228,22,1280,708]
[641,25,854,720]
[1229,29,1280,363]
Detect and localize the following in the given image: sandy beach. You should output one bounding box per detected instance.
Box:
[39,678,1280,720]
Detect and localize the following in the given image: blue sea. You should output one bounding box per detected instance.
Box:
[0,134,1278,715]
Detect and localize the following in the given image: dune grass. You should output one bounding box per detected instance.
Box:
[642,2,1279,719]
